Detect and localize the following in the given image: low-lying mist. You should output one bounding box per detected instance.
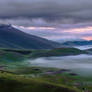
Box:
[75,45,92,50]
[27,54,92,77]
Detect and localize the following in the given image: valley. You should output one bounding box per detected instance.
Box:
[0,24,92,92]
[0,47,92,92]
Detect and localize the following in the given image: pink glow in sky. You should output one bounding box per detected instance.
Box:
[14,24,92,41]
[82,37,92,40]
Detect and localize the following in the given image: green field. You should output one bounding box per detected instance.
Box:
[0,48,91,92]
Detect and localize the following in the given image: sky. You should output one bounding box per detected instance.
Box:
[0,0,92,41]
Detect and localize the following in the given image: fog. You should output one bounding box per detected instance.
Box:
[75,45,92,50]
[27,54,92,77]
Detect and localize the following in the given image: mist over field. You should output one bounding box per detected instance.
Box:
[75,45,92,50]
[27,54,92,76]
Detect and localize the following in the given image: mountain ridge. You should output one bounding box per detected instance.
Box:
[62,40,92,46]
[0,24,61,49]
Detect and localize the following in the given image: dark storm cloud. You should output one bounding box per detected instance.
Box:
[0,0,92,26]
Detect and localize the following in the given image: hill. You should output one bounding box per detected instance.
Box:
[85,48,92,54]
[0,47,86,61]
[0,72,80,92]
[29,48,85,58]
[0,24,60,50]
[0,49,26,62]
[62,40,92,46]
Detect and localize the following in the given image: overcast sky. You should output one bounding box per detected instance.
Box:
[1,0,92,41]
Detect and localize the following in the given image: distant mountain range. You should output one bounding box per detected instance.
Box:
[0,24,61,49]
[62,40,92,46]
[54,38,84,43]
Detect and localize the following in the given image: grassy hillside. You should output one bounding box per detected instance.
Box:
[83,48,92,55]
[30,48,85,58]
[0,49,26,62]
[0,47,85,60]
[0,48,90,92]
[0,72,80,92]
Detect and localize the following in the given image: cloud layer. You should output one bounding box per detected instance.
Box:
[0,0,92,41]
[0,0,92,26]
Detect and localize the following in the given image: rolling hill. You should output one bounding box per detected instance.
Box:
[0,24,60,49]
[0,72,79,92]
[29,48,85,58]
[0,47,86,61]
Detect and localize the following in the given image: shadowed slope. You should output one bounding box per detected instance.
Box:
[0,24,60,49]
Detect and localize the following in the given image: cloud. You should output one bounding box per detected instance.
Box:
[0,0,92,41]
[14,22,92,41]
[0,0,92,26]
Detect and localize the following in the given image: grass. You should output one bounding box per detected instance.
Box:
[0,62,92,92]
[0,49,27,62]
[0,72,80,92]
[0,47,86,59]
[29,48,85,58]
[0,48,91,92]
[3,64,92,92]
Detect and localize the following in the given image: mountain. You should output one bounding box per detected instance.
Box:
[0,24,61,49]
[54,38,84,43]
[62,40,92,46]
